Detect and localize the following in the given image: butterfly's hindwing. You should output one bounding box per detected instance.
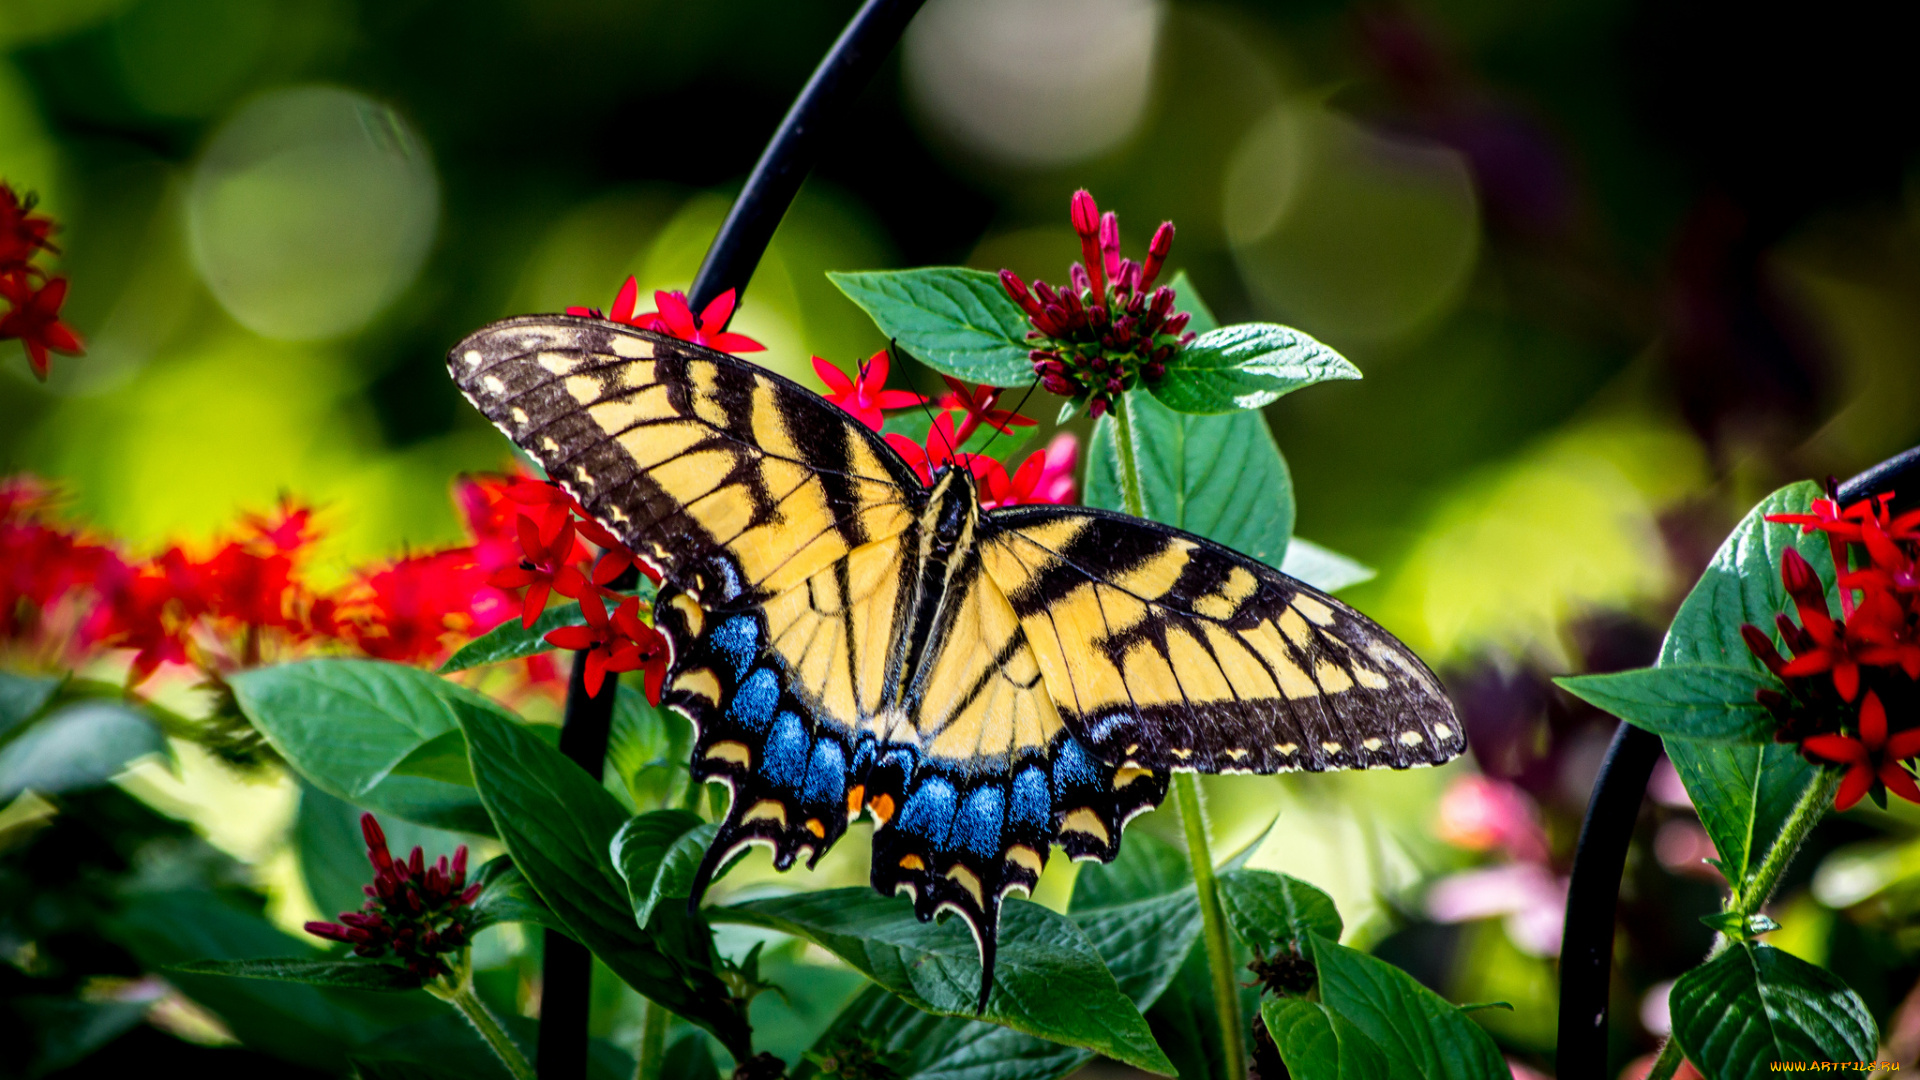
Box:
[980,505,1462,774]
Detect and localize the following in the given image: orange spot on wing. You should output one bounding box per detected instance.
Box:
[846,785,866,819]
[805,818,826,838]
[898,854,925,871]
[869,792,895,825]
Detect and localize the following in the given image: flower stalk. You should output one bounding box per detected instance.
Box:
[426,955,536,1080]
[1112,402,1246,1080]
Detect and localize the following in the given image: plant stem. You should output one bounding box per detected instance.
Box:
[431,974,536,1080]
[1112,400,1246,1080]
[1175,774,1247,1080]
[634,998,668,1080]
[1644,766,1841,1080]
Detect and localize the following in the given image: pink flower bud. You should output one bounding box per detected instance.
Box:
[1142,221,1174,286]
[1070,189,1100,238]
[1163,312,1190,336]
[1098,212,1122,287]
[1088,397,1108,419]
[1000,269,1042,317]
[1070,263,1091,295]
[1105,377,1124,394]
[451,845,468,888]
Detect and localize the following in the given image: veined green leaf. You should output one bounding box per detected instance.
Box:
[0,670,61,739]
[455,705,748,1056]
[1309,932,1507,1080]
[1670,943,1876,1080]
[717,889,1173,1074]
[1279,538,1376,593]
[1218,870,1343,956]
[1659,483,1829,886]
[1152,322,1360,415]
[438,604,589,673]
[168,957,426,992]
[1556,665,1778,742]
[610,809,711,928]
[829,268,1035,386]
[0,701,168,802]
[1262,997,1392,1079]
[231,659,497,833]
[467,854,568,936]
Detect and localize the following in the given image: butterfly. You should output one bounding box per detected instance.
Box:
[448,315,1464,1010]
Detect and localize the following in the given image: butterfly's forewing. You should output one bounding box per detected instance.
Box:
[978,505,1463,774]
[448,316,920,602]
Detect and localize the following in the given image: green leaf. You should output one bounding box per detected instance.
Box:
[1279,538,1377,593]
[610,809,712,927]
[294,779,471,921]
[1152,322,1360,415]
[388,729,475,786]
[1309,932,1507,1080]
[607,683,692,809]
[798,986,1087,1080]
[1070,831,1192,911]
[1670,943,1877,1079]
[453,704,749,1057]
[168,957,426,992]
[438,603,588,673]
[107,888,441,1068]
[231,659,499,833]
[13,996,151,1076]
[0,701,168,802]
[1088,386,1295,568]
[1556,665,1777,742]
[1659,483,1829,886]
[467,854,568,936]
[1698,912,1780,940]
[717,889,1174,1074]
[0,670,60,739]
[1218,870,1343,956]
[1262,997,1392,1079]
[828,268,1035,386]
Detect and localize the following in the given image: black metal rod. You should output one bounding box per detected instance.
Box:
[538,657,619,1080]
[1554,446,1920,1079]
[539,3,928,1075]
[687,0,930,315]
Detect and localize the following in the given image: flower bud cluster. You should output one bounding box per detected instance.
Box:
[999,190,1191,419]
[305,813,482,979]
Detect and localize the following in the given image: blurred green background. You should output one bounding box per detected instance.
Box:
[6,0,1920,1076]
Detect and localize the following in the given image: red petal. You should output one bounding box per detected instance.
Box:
[1835,764,1873,811]
[521,582,551,628]
[545,625,597,650]
[699,288,736,330]
[861,349,891,391]
[593,550,632,585]
[706,332,765,353]
[813,356,854,393]
[583,649,609,697]
[1860,691,1887,748]
[611,277,639,323]
[552,564,589,599]
[1803,734,1868,765]
[1834,661,1860,702]
[1884,728,1920,760]
[875,390,927,409]
[655,291,697,339]
[44,323,81,353]
[1883,761,1920,805]
[577,591,611,628]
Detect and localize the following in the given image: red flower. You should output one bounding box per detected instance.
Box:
[489,514,578,629]
[815,349,926,431]
[0,274,82,380]
[0,185,55,272]
[983,433,1079,509]
[1003,190,1188,417]
[938,376,1036,444]
[305,813,480,980]
[1803,692,1920,810]
[569,278,764,354]
[544,592,666,699]
[339,549,502,664]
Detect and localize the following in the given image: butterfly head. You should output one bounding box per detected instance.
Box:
[924,464,980,562]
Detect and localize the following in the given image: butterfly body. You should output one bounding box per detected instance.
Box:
[448,315,1463,1009]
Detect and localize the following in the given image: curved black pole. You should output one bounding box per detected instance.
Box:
[687,0,930,314]
[541,3,926,1076]
[1554,445,1920,1080]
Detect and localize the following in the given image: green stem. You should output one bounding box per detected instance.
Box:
[429,969,536,1080]
[1175,774,1247,1080]
[1111,400,1246,1080]
[1646,766,1842,1080]
[634,997,668,1080]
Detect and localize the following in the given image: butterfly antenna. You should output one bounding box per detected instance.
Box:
[976,374,1043,462]
[893,339,956,464]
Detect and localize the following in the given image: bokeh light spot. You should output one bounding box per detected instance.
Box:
[187,86,438,341]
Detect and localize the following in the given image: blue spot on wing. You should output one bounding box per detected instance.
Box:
[761,711,808,786]
[727,668,779,731]
[709,616,759,681]
[899,776,957,844]
[1011,766,1050,832]
[1052,736,1099,799]
[952,786,1005,859]
[801,738,847,806]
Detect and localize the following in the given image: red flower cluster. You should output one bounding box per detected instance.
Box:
[813,350,927,431]
[1000,190,1192,419]
[886,416,1079,511]
[306,814,481,980]
[0,183,82,380]
[568,278,765,354]
[1745,490,1920,809]
[481,478,667,700]
[0,470,580,691]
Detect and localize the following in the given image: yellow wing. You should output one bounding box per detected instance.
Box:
[978,505,1463,774]
[448,316,920,602]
